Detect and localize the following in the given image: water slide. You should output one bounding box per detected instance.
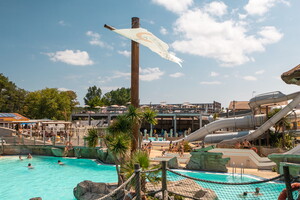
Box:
[219,91,300,145]
[204,91,300,144]
[150,91,300,145]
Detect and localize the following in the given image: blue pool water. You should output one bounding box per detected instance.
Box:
[144,137,165,141]
[0,156,117,200]
[173,170,297,200]
[0,156,296,200]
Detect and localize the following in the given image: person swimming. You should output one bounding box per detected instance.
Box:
[27,153,32,159]
[27,163,34,169]
[58,160,64,165]
[19,155,23,160]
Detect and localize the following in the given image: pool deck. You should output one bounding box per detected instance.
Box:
[148,149,278,179]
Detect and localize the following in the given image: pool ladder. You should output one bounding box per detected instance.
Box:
[232,162,244,178]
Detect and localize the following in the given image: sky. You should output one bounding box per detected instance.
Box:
[0,0,300,108]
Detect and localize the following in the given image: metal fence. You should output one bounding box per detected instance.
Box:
[0,127,107,147]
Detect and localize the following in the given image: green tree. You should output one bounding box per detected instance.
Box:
[84,86,103,108]
[126,105,158,152]
[268,108,291,148]
[105,117,131,185]
[84,128,99,147]
[24,88,77,120]
[121,150,160,192]
[102,87,130,106]
[105,107,157,184]
[0,73,28,114]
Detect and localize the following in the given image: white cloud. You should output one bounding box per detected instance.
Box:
[86,31,113,49]
[204,1,228,17]
[243,76,257,81]
[170,72,184,78]
[118,50,131,57]
[97,67,163,83]
[255,70,265,74]
[210,71,219,77]
[151,0,193,14]
[244,0,290,16]
[200,81,221,85]
[46,50,93,66]
[160,26,168,35]
[258,26,283,44]
[58,20,67,26]
[58,88,70,91]
[171,5,283,66]
[140,67,164,81]
[101,86,121,92]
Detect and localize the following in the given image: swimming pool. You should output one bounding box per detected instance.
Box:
[0,156,117,200]
[172,170,297,200]
[143,137,165,141]
[0,156,296,200]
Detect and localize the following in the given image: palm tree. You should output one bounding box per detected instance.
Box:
[105,115,132,185]
[125,105,158,152]
[105,107,157,184]
[105,132,131,185]
[268,108,291,148]
[84,128,99,147]
[121,150,160,192]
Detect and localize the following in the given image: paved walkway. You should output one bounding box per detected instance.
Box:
[149,149,278,179]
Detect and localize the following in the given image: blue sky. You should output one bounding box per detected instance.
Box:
[0,0,299,108]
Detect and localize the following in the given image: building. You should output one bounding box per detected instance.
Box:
[71,101,221,135]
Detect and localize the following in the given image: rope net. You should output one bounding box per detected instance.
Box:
[166,169,299,200]
[95,173,135,200]
[141,168,163,196]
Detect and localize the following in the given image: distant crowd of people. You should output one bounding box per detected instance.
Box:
[235,139,258,153]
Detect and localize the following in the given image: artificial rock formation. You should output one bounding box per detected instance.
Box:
[167,157,179,169]
[186,151,229,172]
[73,180,122,200]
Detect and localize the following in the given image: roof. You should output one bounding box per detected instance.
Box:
[228,101,250,110]
[0,113,29,122]
[281,64,300,85]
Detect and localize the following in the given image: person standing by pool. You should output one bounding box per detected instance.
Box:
[27,153,32,159]
[147,140,152,155]
[168,141,173,152]
[19,155,23,160]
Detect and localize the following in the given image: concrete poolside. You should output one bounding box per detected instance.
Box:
[148,149,278,179]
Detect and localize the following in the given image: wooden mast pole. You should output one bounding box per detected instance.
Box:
[131,17,140,153]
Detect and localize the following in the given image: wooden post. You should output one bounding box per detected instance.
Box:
[131,17,140,153]
[283,166,293,200]
[162,161,168,200]
[134,164,141,200]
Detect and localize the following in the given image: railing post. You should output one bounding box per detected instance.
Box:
[162,161,168,200]
[22,136,24,145]
[43,130,45,145]
[134,164,141,200]
[283,165,293,200]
